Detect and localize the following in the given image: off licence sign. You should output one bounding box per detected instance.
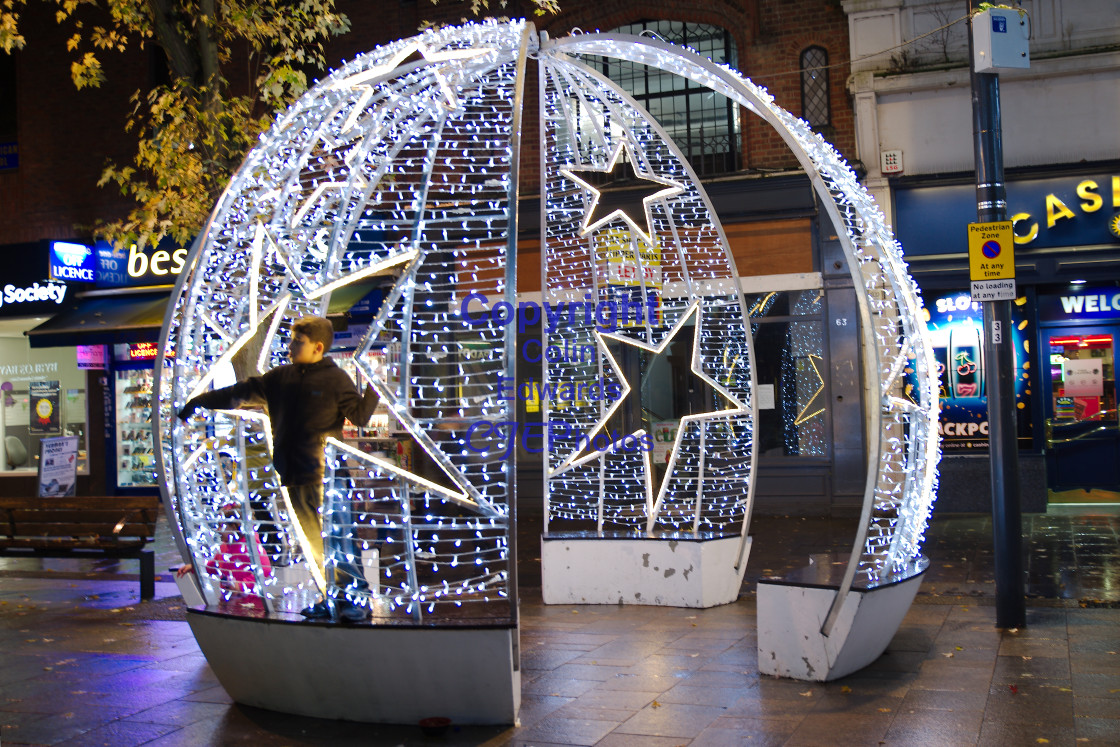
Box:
[968,221,1016,302]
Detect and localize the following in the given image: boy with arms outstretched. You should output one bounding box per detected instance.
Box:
[179,316,378,622]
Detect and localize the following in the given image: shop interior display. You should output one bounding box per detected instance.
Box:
[116,369,156,487]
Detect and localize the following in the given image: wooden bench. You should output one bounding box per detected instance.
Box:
[0,495,160,599]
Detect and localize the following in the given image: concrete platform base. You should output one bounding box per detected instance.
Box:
[541,532,752,608]
[757,555,928,681]
[187,609,520,724]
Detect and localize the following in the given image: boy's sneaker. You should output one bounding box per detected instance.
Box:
[336,599,371,623]
[300,599,334,620]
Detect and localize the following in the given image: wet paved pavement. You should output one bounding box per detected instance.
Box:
[2,504,1120,746]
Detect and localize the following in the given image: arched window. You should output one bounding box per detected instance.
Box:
[596,20,741,176]
[800,46,831,131]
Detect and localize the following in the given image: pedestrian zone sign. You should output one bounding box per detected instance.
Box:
[968,221,1015,302]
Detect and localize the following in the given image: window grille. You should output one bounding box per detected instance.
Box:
[800,46,831,131]
[594,21,741,177]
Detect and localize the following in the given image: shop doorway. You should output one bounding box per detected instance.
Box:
[1044,326,1120,502]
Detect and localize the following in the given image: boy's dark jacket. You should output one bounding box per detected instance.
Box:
[184,358,377,486]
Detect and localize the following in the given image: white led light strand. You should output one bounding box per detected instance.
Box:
[541,34,940,613]
[540,46,757,539]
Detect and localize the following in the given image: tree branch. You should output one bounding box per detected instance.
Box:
[148,0,199,82]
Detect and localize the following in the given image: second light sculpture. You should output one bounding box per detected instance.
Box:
[536,40,758,607]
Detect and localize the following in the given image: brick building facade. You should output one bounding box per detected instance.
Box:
[1,0,855,246]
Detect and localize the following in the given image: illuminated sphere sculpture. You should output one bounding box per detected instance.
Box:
[154,20,939,720]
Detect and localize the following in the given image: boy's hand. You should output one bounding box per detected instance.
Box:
[177,400,198,421]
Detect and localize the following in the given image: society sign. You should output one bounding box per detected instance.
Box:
[968,221,1015,301]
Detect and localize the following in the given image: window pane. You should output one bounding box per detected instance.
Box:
[752,319,828,457]
[589,21,740,176]
[800,46,831,129]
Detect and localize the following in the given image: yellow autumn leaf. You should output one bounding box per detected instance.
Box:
[840,686,852,693]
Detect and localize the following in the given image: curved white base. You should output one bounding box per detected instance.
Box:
[187,610,520,724]
[542,534,751,608]
[757,558,927,681]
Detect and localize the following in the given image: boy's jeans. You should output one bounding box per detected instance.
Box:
[286,482,370,600]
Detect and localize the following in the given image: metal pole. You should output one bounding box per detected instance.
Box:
[969,1,1025,629]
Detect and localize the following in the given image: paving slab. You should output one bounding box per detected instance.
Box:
[2,508,1119,744]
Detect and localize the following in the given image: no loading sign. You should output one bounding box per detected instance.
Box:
[969,221,1016,302]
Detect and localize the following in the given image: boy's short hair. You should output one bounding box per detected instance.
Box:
[291,316,335,351]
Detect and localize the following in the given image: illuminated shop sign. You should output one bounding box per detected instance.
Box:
[896,174,1120,256]
[76,345,107,370]
[0,281,67,314]
[0,243,72,318]
[1010,176,1120,246]
[49,241,97,283]
[1039,286,1120,322]
[94,241,189,287]
[126,342,159,361]
[112,342,167,363]
[909,291,1033,450]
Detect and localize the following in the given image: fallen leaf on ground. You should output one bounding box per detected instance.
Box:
[1009,685,1019,694]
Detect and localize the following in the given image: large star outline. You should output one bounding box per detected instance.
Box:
[551,301,750,529]
[330,38,495,130]
[560,141,685,247]
[178,243,498,588]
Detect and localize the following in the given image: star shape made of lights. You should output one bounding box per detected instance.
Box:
[560,141,685,246]
[551,301,750,528]
[179,246,497,590]
[330,38,495,123]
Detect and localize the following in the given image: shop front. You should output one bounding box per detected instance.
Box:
[1037,286,1120,501]
[894,164,1120,509]
[0,242,93,492]
[25,240,181,495]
